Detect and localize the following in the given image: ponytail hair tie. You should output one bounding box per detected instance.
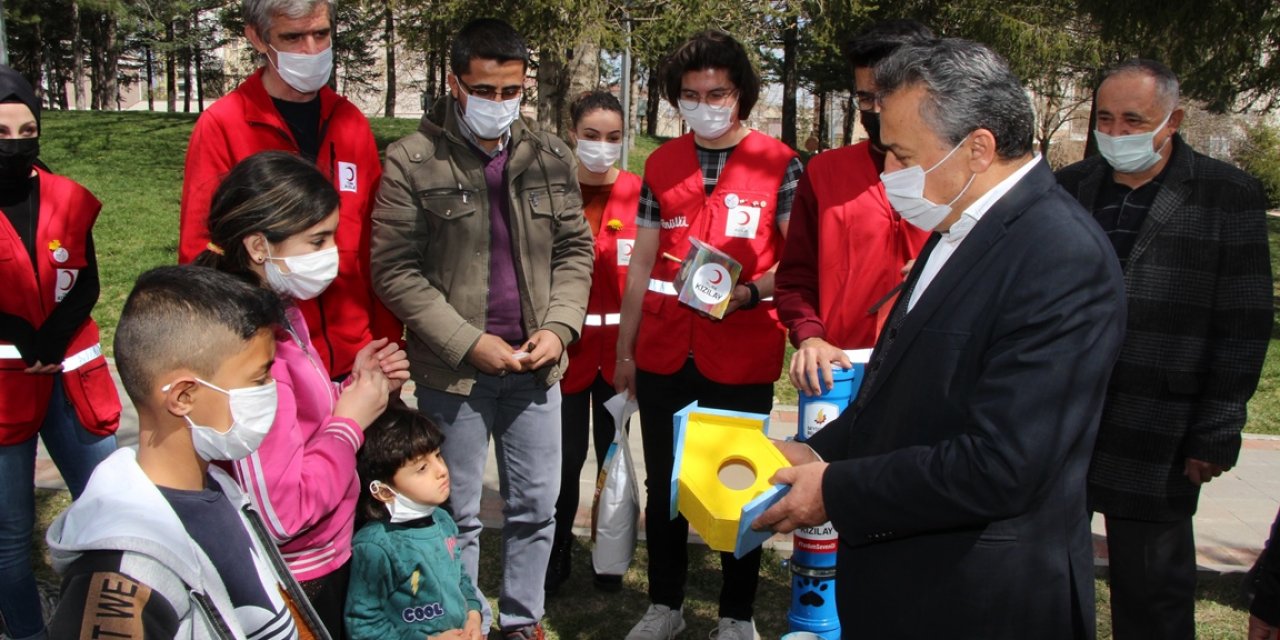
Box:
[206,242,225,256]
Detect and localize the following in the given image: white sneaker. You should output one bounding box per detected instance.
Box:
[708,617,759,640]
[625,604,687,640]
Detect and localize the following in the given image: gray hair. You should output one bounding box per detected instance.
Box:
[243,0,332,41]
[874,38,1034,159]
[1102,58,1180,113]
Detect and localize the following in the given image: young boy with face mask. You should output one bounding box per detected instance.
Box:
[346,407,484,640]
[46,265,326,639]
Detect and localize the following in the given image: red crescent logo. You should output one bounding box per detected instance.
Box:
[58,270,77,291]
[344,166,356,182]
[708,270,724,285]
[623,243,633,256]
[737,210,752,225]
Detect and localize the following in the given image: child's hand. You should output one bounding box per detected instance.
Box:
[464,611,484,640]
[375,342,410,392]
[427,631,467,640]
[335,365,390,430]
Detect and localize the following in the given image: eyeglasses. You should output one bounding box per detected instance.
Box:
[854,90,877,112]
[458,77,523,102]
[678,88,738,111]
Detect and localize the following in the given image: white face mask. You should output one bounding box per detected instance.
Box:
[163,378,278,462]
[575,140,621,174]
[370,480,437,523]
[265,245,338,300]
[461,93,522,140]
[1094,112,1172,174]
[880,136,976,232]
[680,100,736,140]
[269,45,333,94]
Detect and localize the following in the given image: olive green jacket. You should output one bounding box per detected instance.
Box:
[370,99,593,395]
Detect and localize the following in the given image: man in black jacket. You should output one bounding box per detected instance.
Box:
[754,38,1127,638]
[1056,59,1273,639]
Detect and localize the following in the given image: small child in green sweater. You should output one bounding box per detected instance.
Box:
[346,407,484,640]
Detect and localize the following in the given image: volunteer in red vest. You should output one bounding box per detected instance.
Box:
[615,31,803,640]
[178,0,400,380]
[775,19,934,397]
[546,90,640,595]
[0,65,120,640]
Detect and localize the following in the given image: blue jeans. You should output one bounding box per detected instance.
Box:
[416,372,562,631]
[0,378,116,640]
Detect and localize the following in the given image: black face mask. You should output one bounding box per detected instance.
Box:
[860,110,881,150]
[0,137,38,186]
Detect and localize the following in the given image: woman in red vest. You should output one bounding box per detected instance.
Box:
[615,32,802,640]
[545,90,640,594]
[0,65,120,640]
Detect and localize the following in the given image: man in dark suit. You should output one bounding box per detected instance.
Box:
[1056,59,1273,639]
[754,39,1127,638]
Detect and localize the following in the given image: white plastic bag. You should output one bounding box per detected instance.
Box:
[591,392,640,577]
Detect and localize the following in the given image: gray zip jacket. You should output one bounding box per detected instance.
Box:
[370,98,593,395]
[46,448,327,640]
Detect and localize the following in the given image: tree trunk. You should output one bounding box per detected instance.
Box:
[536,51,565,134]
[182,38,192,113]
[195,45,205,113]
[645,66,660,137]
[841,93,854,147]
[145,45,154,110]
[562,39,600,135]
[101,13,118,110]
[383,1,396,118]
[166,21,176,113]
[816,91,829,149]
[780,16,798,148]
[71,1,86,110]
[87,11,101,110]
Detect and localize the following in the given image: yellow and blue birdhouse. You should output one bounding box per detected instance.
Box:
[670,402,792,558]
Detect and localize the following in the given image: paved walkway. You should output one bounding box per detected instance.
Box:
[36,360,1279,575]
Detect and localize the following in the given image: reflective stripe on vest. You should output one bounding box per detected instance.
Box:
[584,313,621,327]
[648,279,678,295]
[0,343,101,371]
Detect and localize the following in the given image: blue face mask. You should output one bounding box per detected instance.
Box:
[1094,112,1172,174]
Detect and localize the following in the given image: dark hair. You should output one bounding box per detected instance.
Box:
[357,406,446,522]
[875,38,1034,159]
[114,265,285,405]
[570,90,623,128]
[1103,58,1180,111]
[662,30,761,120]
[843,19,935,70]
[450,18,530,77]
[193,150,339,286]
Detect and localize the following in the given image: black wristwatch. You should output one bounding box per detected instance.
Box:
[743,282,760,310]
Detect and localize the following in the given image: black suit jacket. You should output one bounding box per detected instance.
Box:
[807,160,1126,639]
[1057,136,1273,521]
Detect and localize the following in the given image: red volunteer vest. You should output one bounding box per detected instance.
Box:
[637,131,793,385]
[807,142,930,349]
[0,170,121,443]
[562,171,641,394]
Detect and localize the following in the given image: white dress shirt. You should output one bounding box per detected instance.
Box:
[908,155,1041,311]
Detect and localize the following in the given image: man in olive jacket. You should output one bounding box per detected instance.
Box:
[369,18,593,640]
[1057,59,1273,639]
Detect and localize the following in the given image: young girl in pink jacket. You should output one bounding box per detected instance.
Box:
[194,150,408,640]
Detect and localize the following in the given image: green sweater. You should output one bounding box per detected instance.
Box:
[345,511,482,639]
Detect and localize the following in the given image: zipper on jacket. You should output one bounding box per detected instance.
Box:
[240,504,334,640]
